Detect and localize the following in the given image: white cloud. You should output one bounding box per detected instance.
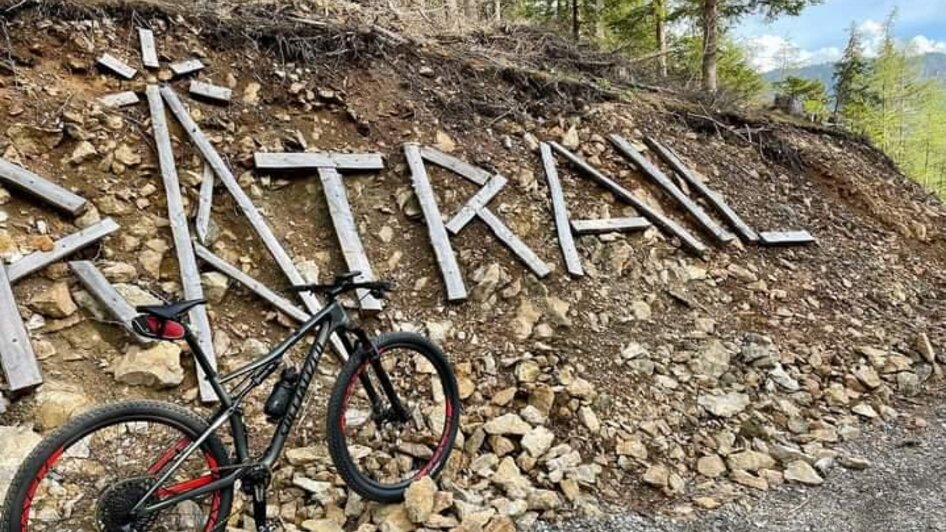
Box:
[745,34,841,73]
[909,35,946,55]
[858,19,885,57]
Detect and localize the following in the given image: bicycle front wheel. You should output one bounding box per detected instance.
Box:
[1,401,233,532]
[327,332,461,503]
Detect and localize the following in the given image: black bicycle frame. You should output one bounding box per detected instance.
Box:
[130,298,374,516]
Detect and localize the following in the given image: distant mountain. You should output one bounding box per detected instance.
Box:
[763,52,946,91]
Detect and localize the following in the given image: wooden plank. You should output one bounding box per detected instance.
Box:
[146,85,217,402]
[194,244,310,323]
[476,208,551,278]
[189,80,232,103]
[99,91,140,108]
[0,265,42,391]
[195,163,214,245]
[548,141,708,256]
[138,28,159,68]
[609,134,735,244]
[7,218,119,283]
[317,167,382,311]
[169,59,205,77]
[97,53,137,79]
[644,137,760,243]
[254,152,384,171]
[540,143,583,277]
[159,86,351,362]
[758,230,815,246]
[0,158,88,216]
[404,144,467,301]
[445,174,507,234]
[69,261,149,343]
[571,217,651,235]
[418,146,490,186]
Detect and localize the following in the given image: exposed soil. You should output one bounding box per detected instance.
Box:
[0,0,944,530]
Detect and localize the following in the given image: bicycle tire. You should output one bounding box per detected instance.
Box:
[326,332,461,503]
[0,400,233,532]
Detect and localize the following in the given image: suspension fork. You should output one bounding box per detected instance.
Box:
[348,328,410,423]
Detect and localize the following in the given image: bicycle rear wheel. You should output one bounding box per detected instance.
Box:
[0,401,233,532]
[326,332,461,503]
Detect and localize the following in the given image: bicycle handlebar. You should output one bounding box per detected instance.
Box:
[290,277,394,299]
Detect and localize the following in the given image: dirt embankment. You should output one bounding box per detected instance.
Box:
[0,1,945,530]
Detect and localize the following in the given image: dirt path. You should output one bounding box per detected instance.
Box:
[541,398,946,532]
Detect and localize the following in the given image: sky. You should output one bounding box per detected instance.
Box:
[732,0,946,72]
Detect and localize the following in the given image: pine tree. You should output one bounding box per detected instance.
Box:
[832,22,872,124]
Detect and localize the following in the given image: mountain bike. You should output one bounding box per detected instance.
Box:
[1,272,461,531]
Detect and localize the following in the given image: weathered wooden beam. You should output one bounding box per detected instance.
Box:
[540,143,583,277]
[643,137,760,243]
[169,59,205,77]
[138,28,159,68]
[69,261,149,343]
[7,218,120,283]
[317,167,382,311]
[254,152,384,171]
[476,207,552,277]
[609,134,734,244]
[476,208,551,278]
[99,91,140,108]
[445,174,507,234]
[195,163,214,245]
[97,53,137,79]
[404,144,467,301]
[189,80,232,103]
[0,158,88,216]
[571,217,651,235]
[418,147,490,186]
[0,265,42,391]
[159,86,351,362]
[146,85,217,402]
[194,244,310,323]
[758,230,815,246]
[548,141,707,256]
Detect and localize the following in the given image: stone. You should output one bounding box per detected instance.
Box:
[566,377,595,399]
[852,403,878,418]
[484,413,531,436]
[727,450,775,472]
[529,385,555,416]
[0,426,42,499]
[379,505,414,532]
[698,392,750,418]
[113,144,141,166]
[435,130,456,152]
[68,140,97,164]
[643,463,670,488]
[560,125,579,150]
[114,284,161,307]
[512,300,541,339]
[741,333,776,367]
[769,364,800,391]
[114,342,184,388]
[616,437,648,460]
[301,519,344,532]
[691,339,730,379]
[521,426,555,457]
[630,300,651,320]
[853,365,882,389]
[35,381,89,431]
[516,360,541,383]
[731,469,768,490]
[839,456,871,470]
[897,372,921,396]
[29,282,78,318]
[578,406,600,433]
[527,489,562,511]
[696,454,726,478]
[285,446,322,465]
[404,475,436,523]
[292,476,335,504]
[243,82,261,104]
[915,333,937,364]
[784,460,823,485]
[201,272,230,304]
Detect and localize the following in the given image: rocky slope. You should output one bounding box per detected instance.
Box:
[0,1,945,531]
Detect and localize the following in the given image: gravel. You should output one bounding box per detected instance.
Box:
[540,401,946,532]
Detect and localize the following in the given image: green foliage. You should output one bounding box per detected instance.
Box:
[676,34,767,100]
[831,10,946,196]
[775,75,829,119]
